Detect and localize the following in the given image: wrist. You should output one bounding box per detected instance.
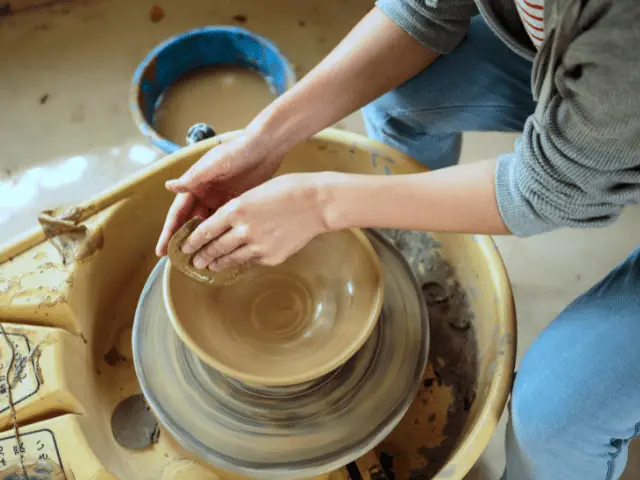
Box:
[246,97,309,159]
[313,172,357,232]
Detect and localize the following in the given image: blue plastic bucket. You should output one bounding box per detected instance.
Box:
[130,26,296,153]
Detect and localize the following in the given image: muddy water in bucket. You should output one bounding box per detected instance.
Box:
[153,66,276,145]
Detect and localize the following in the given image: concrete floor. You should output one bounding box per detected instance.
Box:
[1,0,639,478]
[461,132,640,480]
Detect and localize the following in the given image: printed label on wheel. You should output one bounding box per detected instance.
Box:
[0,428,64,472]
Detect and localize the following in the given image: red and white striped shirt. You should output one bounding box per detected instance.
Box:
[515,0,545,49]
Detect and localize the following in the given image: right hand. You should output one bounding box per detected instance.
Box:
[155,132,283,257]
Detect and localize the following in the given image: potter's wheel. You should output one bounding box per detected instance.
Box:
[133,230,429,479]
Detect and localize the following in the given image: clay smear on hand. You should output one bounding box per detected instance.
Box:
[167,217,249,286]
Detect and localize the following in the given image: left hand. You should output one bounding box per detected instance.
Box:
[180,173,328,270]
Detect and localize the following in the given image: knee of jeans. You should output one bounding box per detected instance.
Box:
[361,101,386,136]
[362,103,420,147]
[361,86,416,132]
[510,374,574,449]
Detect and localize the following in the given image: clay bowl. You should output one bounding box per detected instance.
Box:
[163,228,384,386]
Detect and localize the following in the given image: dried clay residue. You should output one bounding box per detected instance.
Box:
[38,206,103,265]
[149,5,165,23]
[375,229,478,479]
[103,346,127,367]
[0,459,66,479]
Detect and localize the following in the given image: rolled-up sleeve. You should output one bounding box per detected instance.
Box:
[376,0,478,54]
[495,2,640,237]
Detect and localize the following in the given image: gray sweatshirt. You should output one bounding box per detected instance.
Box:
[376,0,640,236]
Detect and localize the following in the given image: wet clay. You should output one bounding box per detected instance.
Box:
[134,230,427,479]
[375,229,478,479]
[164,229,383,386]
[167,217,249,287]
[38,206,103,265]
[111,394,160,450]
[153,66,276,145]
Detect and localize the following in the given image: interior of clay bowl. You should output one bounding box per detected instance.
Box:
[163,228,384,386]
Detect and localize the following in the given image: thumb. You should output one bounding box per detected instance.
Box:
[166,165,210,193]
[166,148,229,193]
[165,178,192,193]
[165,175,212,199]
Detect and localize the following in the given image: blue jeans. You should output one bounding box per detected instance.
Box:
[362,16,640,480]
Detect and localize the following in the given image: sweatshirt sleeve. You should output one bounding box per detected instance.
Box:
[376,0,479,54]
[495,1,640,237]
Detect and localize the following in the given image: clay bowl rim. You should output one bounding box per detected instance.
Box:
[162,227,385,387]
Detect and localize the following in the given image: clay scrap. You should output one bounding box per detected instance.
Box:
[166,217,249,287]
[38,207,103,265]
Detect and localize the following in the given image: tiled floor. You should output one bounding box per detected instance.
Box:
[1,0,639,478]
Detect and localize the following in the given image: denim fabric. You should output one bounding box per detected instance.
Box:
[362,15,535,171]
[504,247,640,480]
[361,15,640,480]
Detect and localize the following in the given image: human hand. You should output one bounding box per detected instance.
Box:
[155,133,282,257]
[178,173,329,270]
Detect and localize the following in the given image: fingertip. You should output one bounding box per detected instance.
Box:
[181,242,195,255]
[165,180,188,193]
[156,228,173,257]
[155,241,166,257]
[192,255,208,270]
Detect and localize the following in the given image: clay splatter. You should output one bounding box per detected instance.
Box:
[376,229,478,479]
[149,5,165,23]
[104,346,127,367]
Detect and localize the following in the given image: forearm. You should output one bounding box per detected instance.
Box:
[318,159,510,235]
[248,7,439,155]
